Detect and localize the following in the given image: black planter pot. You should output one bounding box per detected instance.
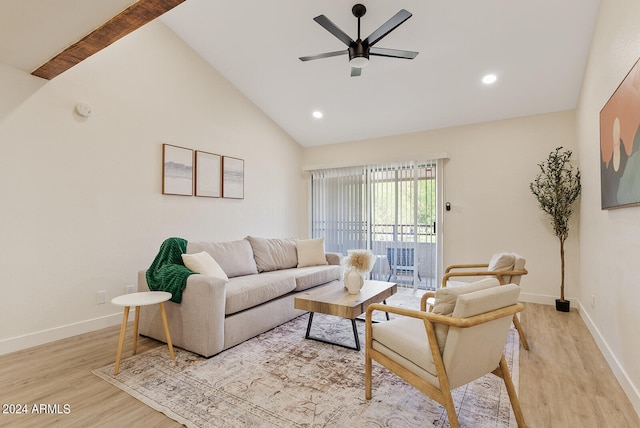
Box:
[555,299,570,312]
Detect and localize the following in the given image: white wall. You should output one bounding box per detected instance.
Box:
[302,110,579,305]
[0,64,45,119]
[0,21,303,354]
[576,0,640,413]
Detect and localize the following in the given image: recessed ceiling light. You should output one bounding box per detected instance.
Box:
[482,74,497,84]
[312,111,323,119]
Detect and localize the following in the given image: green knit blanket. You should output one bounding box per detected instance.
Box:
[145,237,194,303]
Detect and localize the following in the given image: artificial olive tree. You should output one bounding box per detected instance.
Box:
[530,147,581,305]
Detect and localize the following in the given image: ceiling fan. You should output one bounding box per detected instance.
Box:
[299,4,418,77]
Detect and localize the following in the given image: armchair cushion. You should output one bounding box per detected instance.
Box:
[370,316,437,380]
[451,283,521,318]
[443,284,521,388]
[509,254,526,284]
[487,252,515,272]
[431,278,500,350]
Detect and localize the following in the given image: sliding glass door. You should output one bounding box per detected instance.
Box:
[311,161,440,290]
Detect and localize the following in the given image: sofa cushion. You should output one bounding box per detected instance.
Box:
[187,239,258,278]
[293,265,341,291]
[296,238,329,268]
[325,252,342,266]
[246,236,298,272]
[224,271,296,315]
[181,251,229,282]
[431,278,500,351]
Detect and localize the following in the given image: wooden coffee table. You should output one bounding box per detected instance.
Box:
[294,280,397,350]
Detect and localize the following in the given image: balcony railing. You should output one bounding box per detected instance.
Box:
[313,221,437,290]
[370,222,436,243]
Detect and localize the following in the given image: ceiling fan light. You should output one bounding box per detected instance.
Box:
[350,56,369,68]
[348,43,369,68]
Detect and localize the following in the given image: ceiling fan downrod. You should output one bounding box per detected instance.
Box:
[352,4,366,39]
[350,4,369,67]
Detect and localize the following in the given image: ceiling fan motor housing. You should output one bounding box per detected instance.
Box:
[349,42,369,64]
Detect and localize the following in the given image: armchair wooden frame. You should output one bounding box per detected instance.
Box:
[441,263,530,350]
[442,263,528,287]
[365,293,526,428]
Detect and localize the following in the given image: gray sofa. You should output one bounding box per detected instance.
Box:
[138,236,341,357]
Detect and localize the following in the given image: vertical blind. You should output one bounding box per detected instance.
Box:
[311,161,438,289]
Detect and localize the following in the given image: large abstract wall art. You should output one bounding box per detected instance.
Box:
[600,57,640,209]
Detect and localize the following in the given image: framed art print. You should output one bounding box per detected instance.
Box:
[600,56,640,209]
[195,150,221,198]
[222,156,244,199]
[162,144,193,196]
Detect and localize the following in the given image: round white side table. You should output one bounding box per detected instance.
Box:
[111,291,175,375]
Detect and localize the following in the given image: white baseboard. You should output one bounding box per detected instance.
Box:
[577,300,640,417]
[0,312,129,356]
[519,292,578,307]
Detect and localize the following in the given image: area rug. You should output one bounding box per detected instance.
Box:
[94,288,519,427]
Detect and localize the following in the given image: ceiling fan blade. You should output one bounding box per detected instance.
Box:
[351,67,362,77]
[370,47,418,59]
[313,15,354,46]
[363,9,412,47]
[299,50,348,62]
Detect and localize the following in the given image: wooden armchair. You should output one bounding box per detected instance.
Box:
[365,284,526,428]
[431,252,529,350]
[442,252,528,288]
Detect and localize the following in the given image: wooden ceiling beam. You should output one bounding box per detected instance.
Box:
[32,0,185,80]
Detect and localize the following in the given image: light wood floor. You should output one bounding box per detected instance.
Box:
[519,303,639,427]
[0,303,638,427]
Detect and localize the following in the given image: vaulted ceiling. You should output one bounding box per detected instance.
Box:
[1,0,600,147]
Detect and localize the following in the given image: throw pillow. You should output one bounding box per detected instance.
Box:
[432,278,500,315]
[487,252,515,272]
[246,236,298,272]
[431,278,499,352]
[296,238,329,268]
[181,251,229,282]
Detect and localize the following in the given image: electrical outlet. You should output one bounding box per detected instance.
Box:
[97,290,107,305]
[591,295,595,308]
[125,284,136,294]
